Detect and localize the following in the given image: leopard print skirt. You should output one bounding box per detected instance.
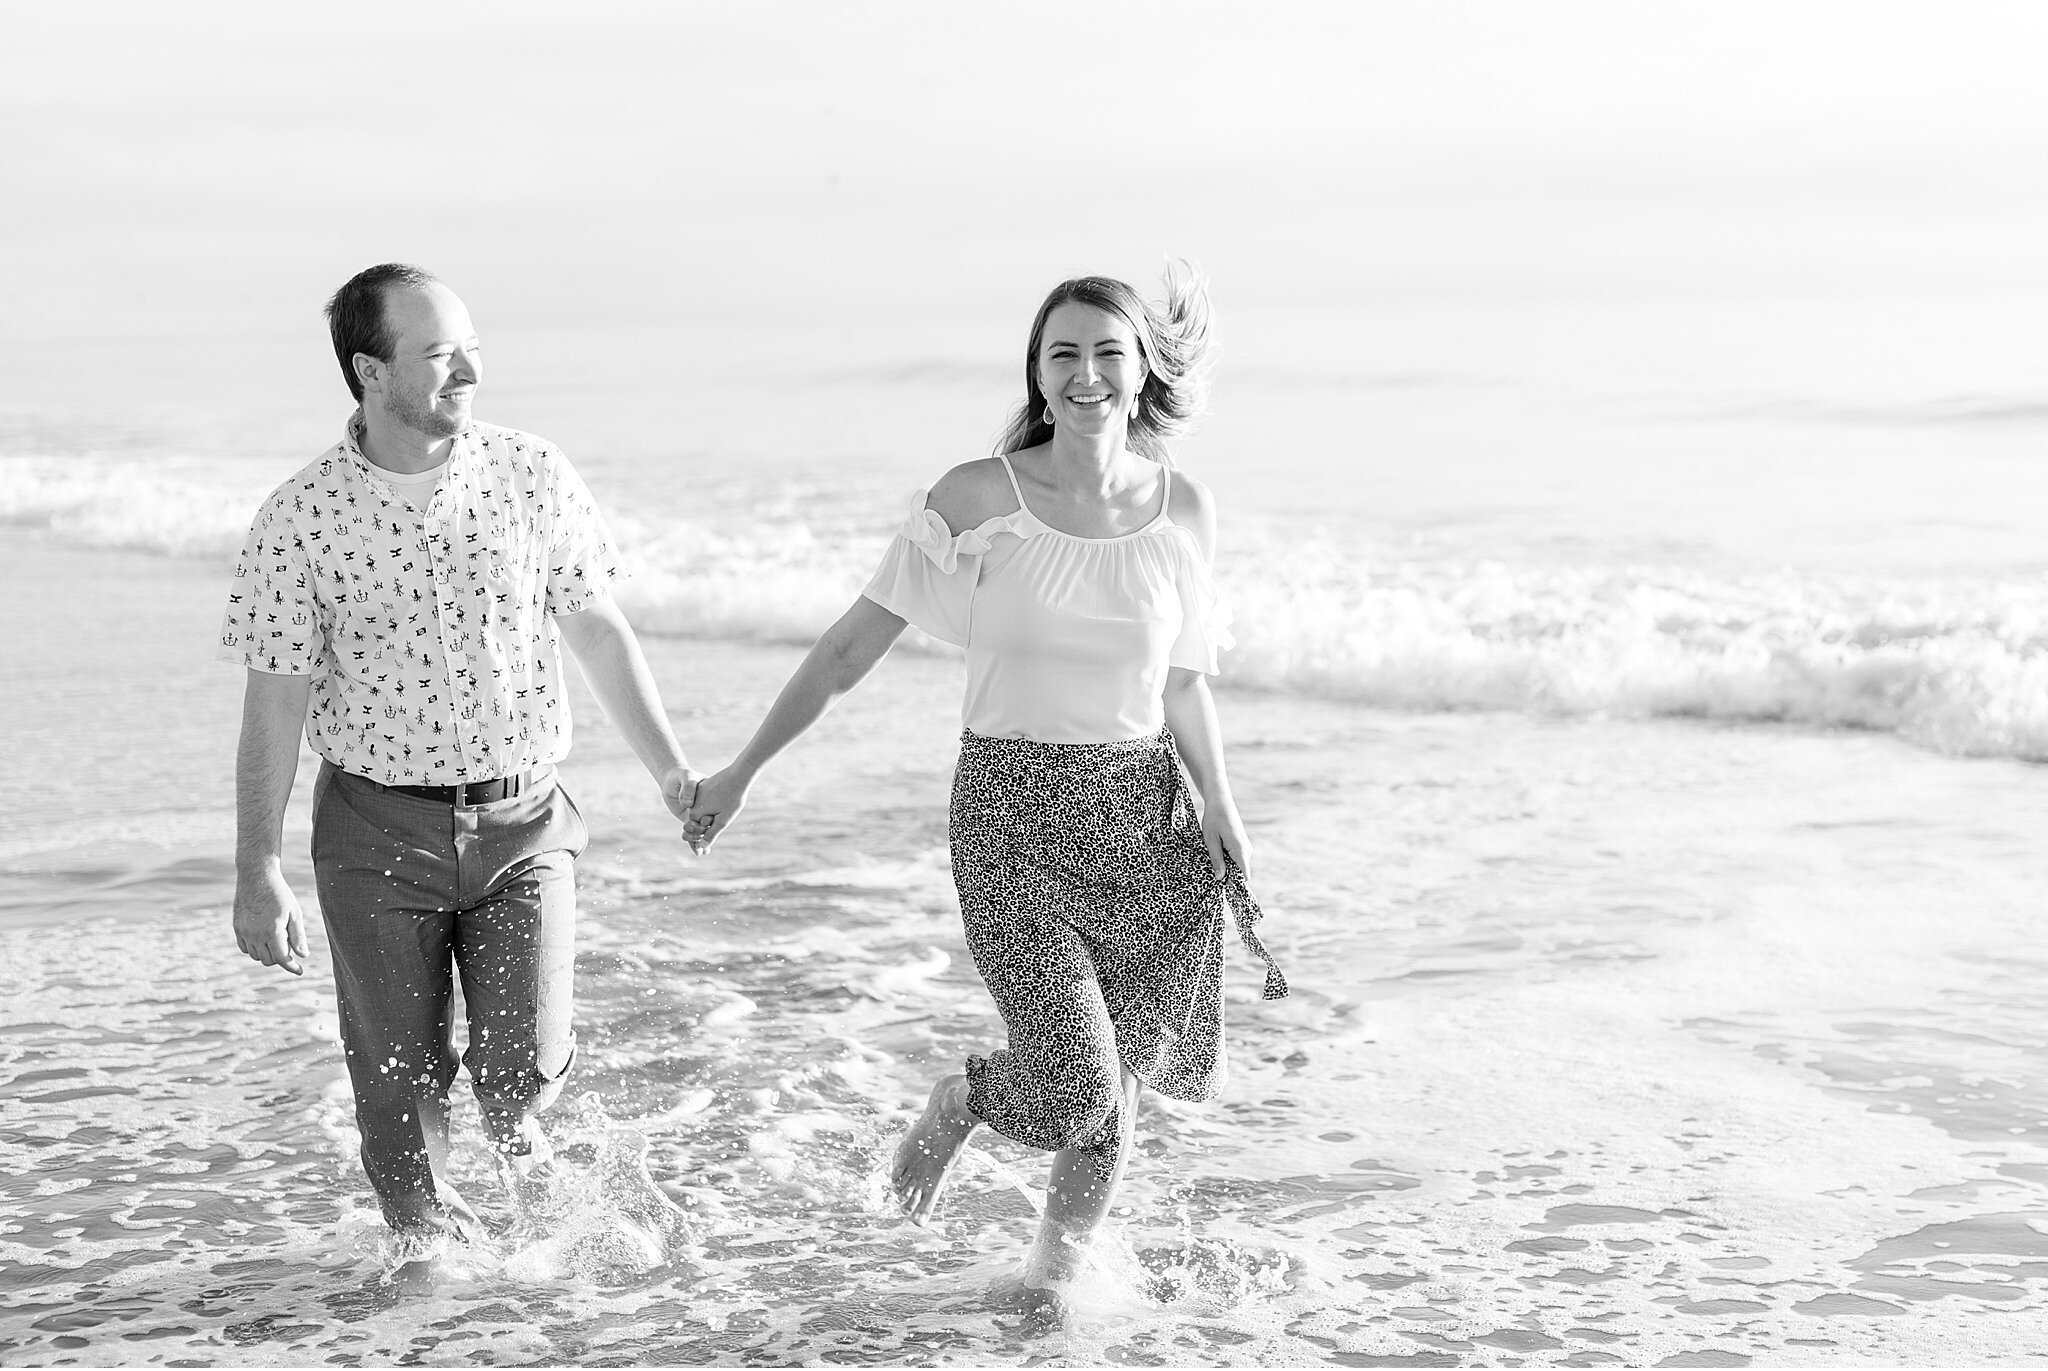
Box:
[949,728,1287,1155]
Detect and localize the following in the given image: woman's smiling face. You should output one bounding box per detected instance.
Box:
[1036,302,1147,438]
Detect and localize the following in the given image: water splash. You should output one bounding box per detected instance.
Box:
[497,1104,695,1286]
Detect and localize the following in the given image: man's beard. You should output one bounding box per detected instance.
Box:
[385,377,466,439]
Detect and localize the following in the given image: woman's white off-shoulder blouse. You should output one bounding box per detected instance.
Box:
[861,459,1234,744]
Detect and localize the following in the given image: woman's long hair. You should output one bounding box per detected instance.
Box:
[994,260,1214,465]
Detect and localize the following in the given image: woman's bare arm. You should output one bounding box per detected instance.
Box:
[685,595,908,849]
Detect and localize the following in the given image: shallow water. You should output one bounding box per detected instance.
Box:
[5,544,2048,1364]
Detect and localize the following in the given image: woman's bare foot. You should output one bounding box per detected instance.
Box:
[988,1272,1071,1330]
[1021,1225,1092,1291]
[890,1073,977,1224]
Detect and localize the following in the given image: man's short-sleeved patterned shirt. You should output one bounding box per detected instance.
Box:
[219,414,622,786]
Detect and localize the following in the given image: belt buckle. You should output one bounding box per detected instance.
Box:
[456,772,523,806]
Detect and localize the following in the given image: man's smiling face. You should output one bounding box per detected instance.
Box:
[368,282,483,440]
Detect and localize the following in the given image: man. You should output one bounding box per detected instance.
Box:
[220,263,698,1245]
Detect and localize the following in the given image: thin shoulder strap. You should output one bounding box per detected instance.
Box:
[996,453,1029,512]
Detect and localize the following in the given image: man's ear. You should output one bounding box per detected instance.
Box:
[353,352,383,396]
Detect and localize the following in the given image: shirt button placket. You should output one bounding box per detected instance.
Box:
[424,511,469,772]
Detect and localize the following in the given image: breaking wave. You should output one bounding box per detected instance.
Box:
[7,452,2048,761]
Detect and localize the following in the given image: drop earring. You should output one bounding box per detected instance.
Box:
[1042,404,1055,426]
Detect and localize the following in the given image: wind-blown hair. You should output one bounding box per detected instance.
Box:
[324,262,442,402]
[995,260,1214,465]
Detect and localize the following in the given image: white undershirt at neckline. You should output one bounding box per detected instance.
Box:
[371,459,449,492]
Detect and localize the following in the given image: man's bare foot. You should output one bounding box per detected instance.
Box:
[890,1073,977,1224]
[434,1179,487,1247]
[492,1112,555,1176]
[494,1117,561,1223]
[390,1254,448,1292]
[385,1218,468,1291]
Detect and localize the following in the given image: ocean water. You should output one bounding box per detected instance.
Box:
[5,292,2048,1366]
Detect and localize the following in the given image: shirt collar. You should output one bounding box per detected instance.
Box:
[343,408,367,458]
[342,408,475,475]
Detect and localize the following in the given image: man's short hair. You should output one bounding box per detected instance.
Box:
[324,264,441,402]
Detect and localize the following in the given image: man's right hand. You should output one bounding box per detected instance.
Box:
[684,765,754,855]
[234,862,309,976]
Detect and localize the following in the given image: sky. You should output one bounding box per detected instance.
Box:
[2,1,2045,451]
[7,2,2047,328]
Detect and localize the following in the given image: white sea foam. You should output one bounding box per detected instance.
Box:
[10,452,2048,761]
[0,453,265,558]
[1217,544,2048,761]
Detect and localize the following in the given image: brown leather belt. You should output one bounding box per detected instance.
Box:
[386,772,532,805]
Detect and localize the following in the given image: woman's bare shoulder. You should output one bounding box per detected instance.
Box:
[1166,468,1215,516]
[925,456,1022,536]
[1166,468,1218,558]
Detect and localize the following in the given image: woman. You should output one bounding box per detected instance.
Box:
[684,264,1285,1296]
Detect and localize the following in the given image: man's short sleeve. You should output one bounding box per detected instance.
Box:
[544,452,623,616]
[218,493,324,674]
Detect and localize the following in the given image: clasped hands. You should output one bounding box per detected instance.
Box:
[667,762,752,855]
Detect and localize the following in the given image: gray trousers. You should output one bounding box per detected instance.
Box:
[311,761,586,1236]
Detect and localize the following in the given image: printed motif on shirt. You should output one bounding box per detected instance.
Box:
[219,417,620,786]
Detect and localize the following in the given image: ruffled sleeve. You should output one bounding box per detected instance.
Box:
[860,490,997,648]
[1167,534,1236,674]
